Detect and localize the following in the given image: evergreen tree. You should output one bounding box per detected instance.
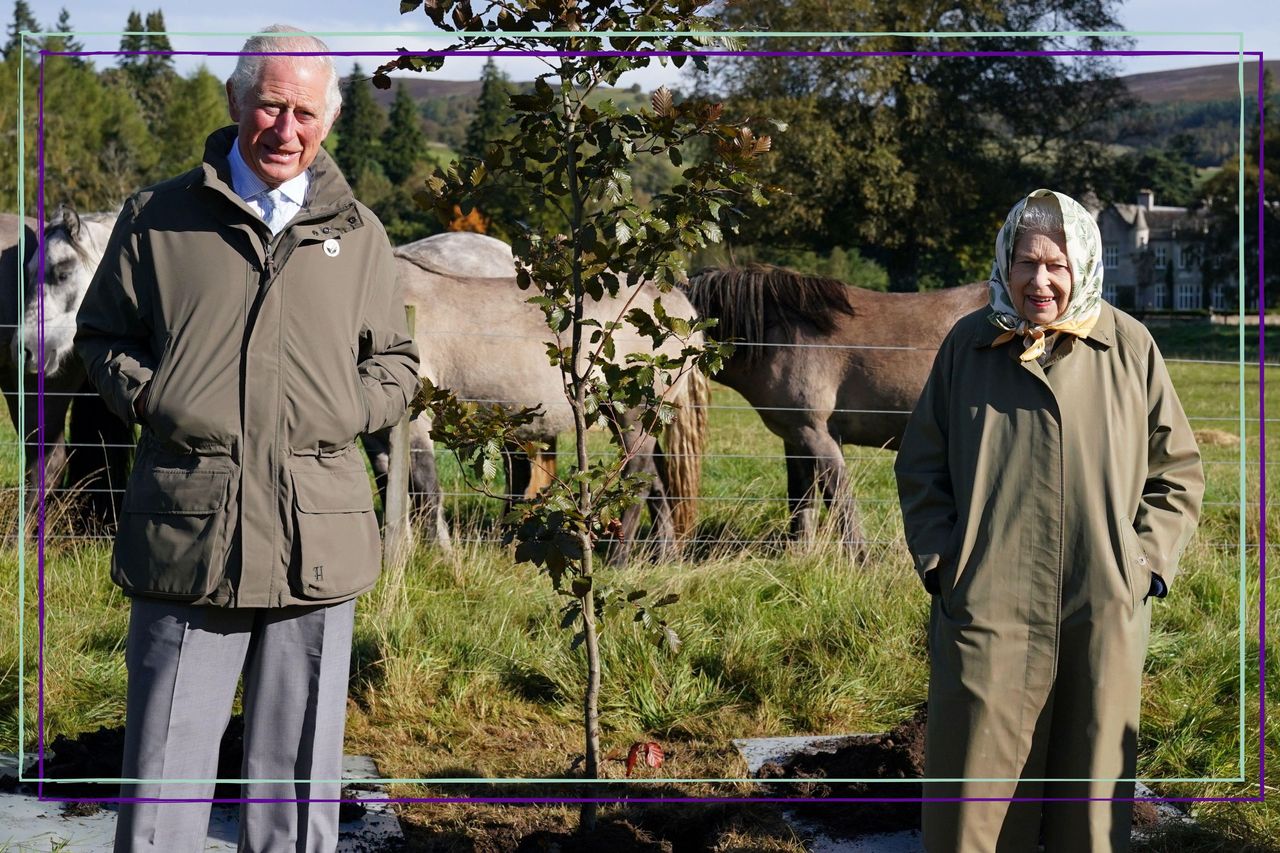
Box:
[462,59,512,161]
[458,58,556,240]
[334,63,387,188]
[154,66,230,178]
[3,0,40,62]
[49,8,85,60]
[1200,71,1280,308]
[141,10,174,80]
[118,10,144,70]
[381,82,426,185]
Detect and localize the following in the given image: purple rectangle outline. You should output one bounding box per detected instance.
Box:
[27,44,1259,804]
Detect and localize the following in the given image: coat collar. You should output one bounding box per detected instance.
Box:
[974,302,1116,351]
[198,126,363,231]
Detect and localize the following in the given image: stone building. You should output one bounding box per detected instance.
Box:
[1093,190,1225,310]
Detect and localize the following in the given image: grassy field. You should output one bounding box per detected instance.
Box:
[0,326,1277,851]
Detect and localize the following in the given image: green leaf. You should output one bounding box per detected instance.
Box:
[571,577,592,598]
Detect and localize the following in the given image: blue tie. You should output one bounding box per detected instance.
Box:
[259,189,291,235]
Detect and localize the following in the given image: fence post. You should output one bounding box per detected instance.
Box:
[382,305,416,579]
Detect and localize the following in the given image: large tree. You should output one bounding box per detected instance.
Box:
[461,58,513,162]
[460,58,558,241]
[380,82,426,185]
[334,63,388,195]
[141,10,174,81]
[3,0,39,61]
[1200,72,1279,309]
[47,7,86,66]
[118,10,144,69]
[705,0,1132,290]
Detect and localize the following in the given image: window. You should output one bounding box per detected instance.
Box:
[1103,244,1119,270]
[1174,282,1200,310]
[1153,246,1167,269]
[1102,282,1118,304]
[1152,283,1167,309]
[1178,245,1195,269]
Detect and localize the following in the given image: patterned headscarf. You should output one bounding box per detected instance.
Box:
[988,188,1104,362]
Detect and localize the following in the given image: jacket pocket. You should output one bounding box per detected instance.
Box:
[112,457,235,600]
[1118,514,1149,612]
[289,459,381,600]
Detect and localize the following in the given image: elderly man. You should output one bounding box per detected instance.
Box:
[75,26,419,853]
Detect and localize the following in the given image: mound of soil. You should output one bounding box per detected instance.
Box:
[756,707,1169,841]
[35,717,367,823]
[757,708,927,838]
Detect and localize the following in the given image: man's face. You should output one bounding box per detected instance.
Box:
[1009,230,1073,325]
[227,58,335,187]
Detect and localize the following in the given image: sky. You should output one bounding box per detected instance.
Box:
[12,0,1277,89]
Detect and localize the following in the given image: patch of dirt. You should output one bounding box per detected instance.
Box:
[1132,800,1161,829]
[39,718,249,800]
[754,707,1178,842]
[515,819,672,852]
[756,708,927,838]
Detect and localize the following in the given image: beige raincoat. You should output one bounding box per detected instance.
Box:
[76,127,420,608]
[895,191,1203,851]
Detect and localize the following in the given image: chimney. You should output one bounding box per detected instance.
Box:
[1137,188,1155,210]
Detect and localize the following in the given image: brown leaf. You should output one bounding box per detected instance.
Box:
[651,86,674,118]
[626,741,665,776]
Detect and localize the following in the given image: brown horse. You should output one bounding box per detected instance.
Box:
[683,265,987,556]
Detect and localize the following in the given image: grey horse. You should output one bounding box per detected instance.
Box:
[1,207,132,532]
[371,232,708,562]
[683,265,987,557]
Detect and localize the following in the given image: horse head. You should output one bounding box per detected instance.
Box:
[16,205,114,377]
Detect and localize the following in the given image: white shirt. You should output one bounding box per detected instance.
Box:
[227,138,310,235]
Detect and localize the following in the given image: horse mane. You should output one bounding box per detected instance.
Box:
[683,264,855,366]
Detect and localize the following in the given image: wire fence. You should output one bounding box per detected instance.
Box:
[0,335,1268,555]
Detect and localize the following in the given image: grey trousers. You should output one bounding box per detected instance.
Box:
[113,598,356,853]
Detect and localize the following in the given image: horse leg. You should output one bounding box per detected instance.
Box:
[1,363,22,541]
[503,446,532,517]
[409,416,450,550]
[24,390,72,538]
[810,431,866,561]
[607,413,677,565]
[525,445,556,499]
[65,382,132,531]
[362,426,392,512]
[785,440,820,547]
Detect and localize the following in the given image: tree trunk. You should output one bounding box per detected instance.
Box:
[562,77,601,833]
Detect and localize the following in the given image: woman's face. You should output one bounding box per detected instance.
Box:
[1009,230,1073,325]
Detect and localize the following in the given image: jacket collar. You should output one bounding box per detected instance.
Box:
[973,301,1116,351]
[199,126,363,230]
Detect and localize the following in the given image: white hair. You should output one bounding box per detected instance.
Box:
[1016,196,1065,238]
[227,25,342,127]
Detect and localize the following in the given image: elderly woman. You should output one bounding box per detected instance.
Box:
[894,189,1204,851]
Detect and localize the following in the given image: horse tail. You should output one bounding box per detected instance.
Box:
[665,367,708,543]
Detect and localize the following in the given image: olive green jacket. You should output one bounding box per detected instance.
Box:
[76,127,420,607]
[894,304,1203,830]
[895,303,1203,606]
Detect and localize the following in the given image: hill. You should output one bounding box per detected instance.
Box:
[1122,59,1280,104]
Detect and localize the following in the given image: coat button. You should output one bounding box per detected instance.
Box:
[1137,556,1148,565]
